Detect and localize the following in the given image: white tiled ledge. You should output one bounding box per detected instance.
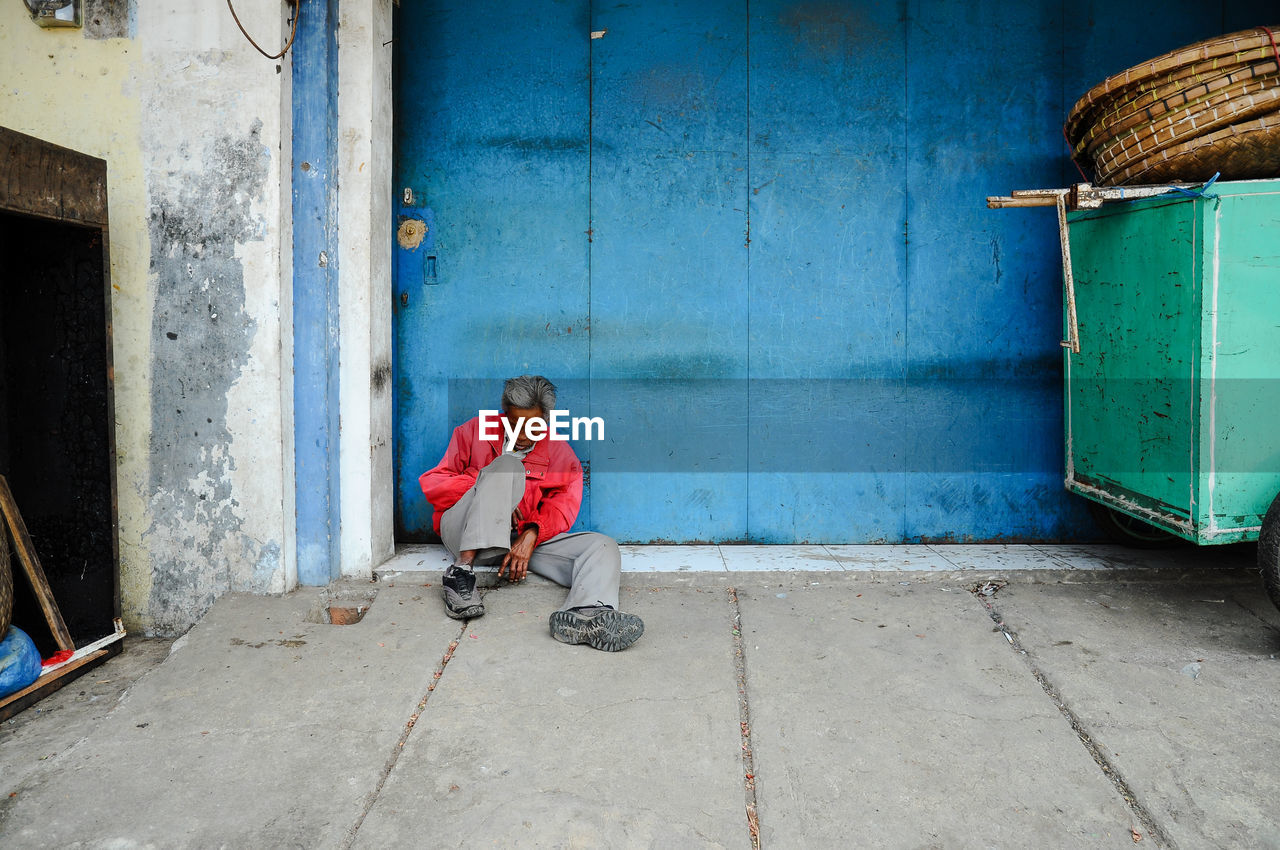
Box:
[376,542,1253,578]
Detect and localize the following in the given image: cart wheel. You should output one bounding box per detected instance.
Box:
[1086,500,1180,548]
[1258,492,1280,613]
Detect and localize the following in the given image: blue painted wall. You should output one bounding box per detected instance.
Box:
[293,0,341,581]
[392,0,1273,543]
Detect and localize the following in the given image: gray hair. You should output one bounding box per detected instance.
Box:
[502,375,557,414]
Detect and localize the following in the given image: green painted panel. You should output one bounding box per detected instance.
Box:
[1066,196,1200,531]
[1064,179,1280,544]
[1196,186,1280,540]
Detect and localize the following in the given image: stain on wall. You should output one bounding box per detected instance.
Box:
[84,0,132,39]
[371,359,392,393]
[132,2,294,633]
[143,122,273,631]
[778,1,878,56]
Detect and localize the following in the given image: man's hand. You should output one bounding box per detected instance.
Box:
[511,507,522,530]
[500,526,538,582]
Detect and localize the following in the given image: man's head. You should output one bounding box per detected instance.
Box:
[500,375,557,451]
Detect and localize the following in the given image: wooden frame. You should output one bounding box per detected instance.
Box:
[0,475,73,651]
[0,127,122,721]
[0,474,127,722]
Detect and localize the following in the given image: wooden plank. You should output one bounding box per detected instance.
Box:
[0,643,120,724]
[0,126,108,226]
[0,475,74,651]
[1056,195,1080,354]
[987,196,1058,208]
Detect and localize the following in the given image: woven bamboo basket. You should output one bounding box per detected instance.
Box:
[1067,48,1275,153]
[1066,28,1280,144]
[1113,110,1280,185]
[1092,78,1280,182]
[0,524,11,637]
[1066,26,1280,185]
[1077,56,1280,162]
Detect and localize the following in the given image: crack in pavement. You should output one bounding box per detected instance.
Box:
[969,587,1174,849]
[1229,592,1280,634]
[728,586,762,850]
[340,620,469,849]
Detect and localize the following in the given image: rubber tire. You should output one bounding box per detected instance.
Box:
[1258,491,1280,614]
[1086,499,1181,548]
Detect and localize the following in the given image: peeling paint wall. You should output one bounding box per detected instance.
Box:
[0,1,295,634]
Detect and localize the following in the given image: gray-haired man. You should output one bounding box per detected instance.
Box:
[419,376,644,652]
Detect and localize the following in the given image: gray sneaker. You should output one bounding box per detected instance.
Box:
[442,565,484,620]
[548,605,644,652]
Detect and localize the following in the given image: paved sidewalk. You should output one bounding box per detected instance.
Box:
[2,544,1276,848]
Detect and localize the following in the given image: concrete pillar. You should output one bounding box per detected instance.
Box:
[337,0,395,578]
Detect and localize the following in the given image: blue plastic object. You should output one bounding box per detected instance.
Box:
[0,626,43,699]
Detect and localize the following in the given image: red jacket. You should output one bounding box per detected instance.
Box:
[418,415,584,545]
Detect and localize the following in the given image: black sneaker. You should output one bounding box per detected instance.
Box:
[442,565,484,620]
[548,605,644,652]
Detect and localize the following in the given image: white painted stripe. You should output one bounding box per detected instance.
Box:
[1189,210,1199,518]
[1207,201,1222,532]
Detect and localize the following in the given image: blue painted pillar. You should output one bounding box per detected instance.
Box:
[292,0,341,585]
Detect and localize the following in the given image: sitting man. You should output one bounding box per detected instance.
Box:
[419,375,644,652]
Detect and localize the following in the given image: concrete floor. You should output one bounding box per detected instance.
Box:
[1,544,1276,848]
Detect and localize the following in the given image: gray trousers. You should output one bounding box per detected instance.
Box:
[439,453,622,611]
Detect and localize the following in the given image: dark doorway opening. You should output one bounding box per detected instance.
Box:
[0,211,117,654]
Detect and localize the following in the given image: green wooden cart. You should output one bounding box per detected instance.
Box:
[1060,178,1280,604]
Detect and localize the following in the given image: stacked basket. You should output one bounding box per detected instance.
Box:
[1066,27,1280,186]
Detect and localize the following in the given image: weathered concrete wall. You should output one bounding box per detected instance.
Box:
[337,0,395,577]
[0,1,295,634]
[135,5,294,631]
